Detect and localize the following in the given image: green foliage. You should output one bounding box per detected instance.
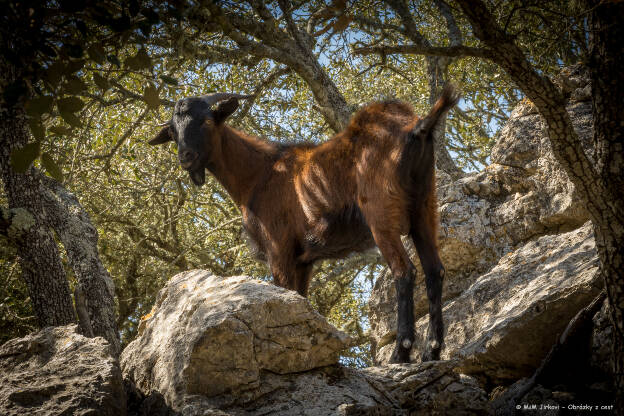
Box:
[0,248,36,345]
[0,0,588,364]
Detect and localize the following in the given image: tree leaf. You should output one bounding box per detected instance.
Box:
[332,14,352,33]
[28,118,45,141]
[107,54,121,67]
[49,125,72,136]
[65,43,84,59]
[45,61,65,87]
[88,44,106,64]
[124,56,139,70]
[138,20,152,36]
[57,97,84,114]
[10,142,40,173]
[64,76,88,94]
[160,75,178,86]
[135,48,152,69]
[25,96,54,117]
[59,110,82,128]
[65,59,86,73]
[39,43,57,58]
[41,152,64,182]
[143,84,160,109]
[93,73,109,91]
[2,81,28,106]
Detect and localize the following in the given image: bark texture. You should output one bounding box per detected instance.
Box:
[0,90,76,327]
[40,175,121,355]
[587,1,624,411]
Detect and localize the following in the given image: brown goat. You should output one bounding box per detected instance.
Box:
[149,86,459,363]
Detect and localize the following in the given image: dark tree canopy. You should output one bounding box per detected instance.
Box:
[0,1,622,407]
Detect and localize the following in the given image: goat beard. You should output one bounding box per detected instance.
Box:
[189,168,205,186]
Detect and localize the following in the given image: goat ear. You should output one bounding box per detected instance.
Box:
[148,125,172,145]
[212,98,239,124]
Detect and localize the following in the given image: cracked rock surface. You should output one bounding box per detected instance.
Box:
[121,271,489,415]
[0,324,126,416]
[120,271,351,411]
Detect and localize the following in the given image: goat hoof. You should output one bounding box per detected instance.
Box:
[421,345,441,362]
[390,339,413,363]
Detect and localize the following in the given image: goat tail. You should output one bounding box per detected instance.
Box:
[411,83,460,141]
[398,84,459,194]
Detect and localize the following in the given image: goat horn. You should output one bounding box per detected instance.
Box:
[200,93,253,107]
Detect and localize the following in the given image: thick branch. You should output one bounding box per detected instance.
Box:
[204,0,351,131]
[353,43,492,59]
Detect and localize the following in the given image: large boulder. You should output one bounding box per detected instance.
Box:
[369,67,595,367]
[121,271,489,415]
[121,271,352,411]
[423,222,600,383]
[0,325,126,416]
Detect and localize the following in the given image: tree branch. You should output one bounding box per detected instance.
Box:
[353,43,492,59]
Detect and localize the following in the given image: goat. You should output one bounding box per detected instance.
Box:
[148,86,459,363]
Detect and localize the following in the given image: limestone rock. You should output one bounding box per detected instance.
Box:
[121,271,351,411]
[375,223,601,384]
[0,325,126,416]
[182,361,488,415]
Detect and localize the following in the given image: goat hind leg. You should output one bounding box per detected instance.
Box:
[411,219,445,362]
[366,226,416,363]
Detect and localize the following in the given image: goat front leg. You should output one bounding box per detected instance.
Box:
[269,254,313,297]
[411,217,445,362]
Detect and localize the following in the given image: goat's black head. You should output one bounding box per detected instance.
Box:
[149,93,251,186]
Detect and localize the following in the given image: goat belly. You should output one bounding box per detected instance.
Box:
[300,205,375,261]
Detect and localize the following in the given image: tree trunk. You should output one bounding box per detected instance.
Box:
[587,1,624,411]
[40,175,121,355]
[0,93,76,328]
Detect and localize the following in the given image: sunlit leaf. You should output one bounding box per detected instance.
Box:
[143,84,160,109]
[41,152,64,182]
